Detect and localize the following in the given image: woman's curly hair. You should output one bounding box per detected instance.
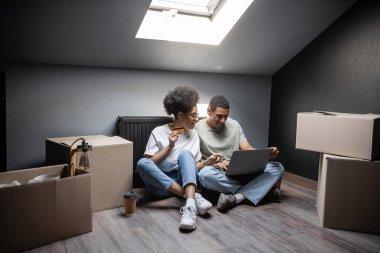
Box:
[163,86,199,118]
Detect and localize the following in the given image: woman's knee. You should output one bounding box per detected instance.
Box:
[137,157,153,174]
[178,149,193,159]
[177,150,196,175]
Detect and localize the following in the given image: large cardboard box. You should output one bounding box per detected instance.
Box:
[0,165,92,253]
[316,154,380,234]
[296,112,380,160]
[46,135,133,212]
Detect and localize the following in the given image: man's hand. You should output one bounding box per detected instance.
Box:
[214,159,229,171]
[270,147,279,159]
[203,153,223,166]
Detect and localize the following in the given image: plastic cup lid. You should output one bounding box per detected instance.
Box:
[124,191,137,199]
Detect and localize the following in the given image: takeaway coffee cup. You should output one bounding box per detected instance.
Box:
[123,191,137,216]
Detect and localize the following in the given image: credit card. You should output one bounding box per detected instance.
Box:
[173,127,185,134]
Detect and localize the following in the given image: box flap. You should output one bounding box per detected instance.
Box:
[87,136,132,146]
[305,111,380,119]
[0,165,66,185]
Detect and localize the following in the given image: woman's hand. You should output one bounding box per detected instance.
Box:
[150,131,178,165]
[168,131,179,148]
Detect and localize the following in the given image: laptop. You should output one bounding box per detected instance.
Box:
[225,148,272,176]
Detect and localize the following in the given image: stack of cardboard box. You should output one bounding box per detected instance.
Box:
[0,135,133,252]
[296,112,380,234]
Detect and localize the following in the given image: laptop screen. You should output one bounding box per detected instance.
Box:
[225,148,272,176]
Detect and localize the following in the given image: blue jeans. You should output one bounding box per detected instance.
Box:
[137,150,198,198]
[198,161,284,206]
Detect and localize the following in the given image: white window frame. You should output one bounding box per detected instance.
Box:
[136,0,254,45]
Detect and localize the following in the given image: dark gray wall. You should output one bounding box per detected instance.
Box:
[4,63,271,170]
[269,1,380,180]
[1,72,5,171]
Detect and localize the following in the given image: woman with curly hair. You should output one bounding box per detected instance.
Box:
[137,86,219,231]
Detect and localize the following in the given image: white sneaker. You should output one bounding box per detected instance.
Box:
[179,206,197,230]
[195,193,212,215]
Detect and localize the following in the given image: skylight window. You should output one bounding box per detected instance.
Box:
[136,0,254,45]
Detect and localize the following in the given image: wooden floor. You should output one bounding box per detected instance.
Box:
[27,173,380,253]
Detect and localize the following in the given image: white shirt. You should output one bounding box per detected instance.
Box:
[144,124,202,172]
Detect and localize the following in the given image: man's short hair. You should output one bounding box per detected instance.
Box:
[209,95,230,112]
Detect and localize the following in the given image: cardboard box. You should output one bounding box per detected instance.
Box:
[296,112,380,160]
[0,165,92,252]
[46,135,133,212]
[316,154,380,234]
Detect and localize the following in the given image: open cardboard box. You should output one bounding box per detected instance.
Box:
[0,165,92,252]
